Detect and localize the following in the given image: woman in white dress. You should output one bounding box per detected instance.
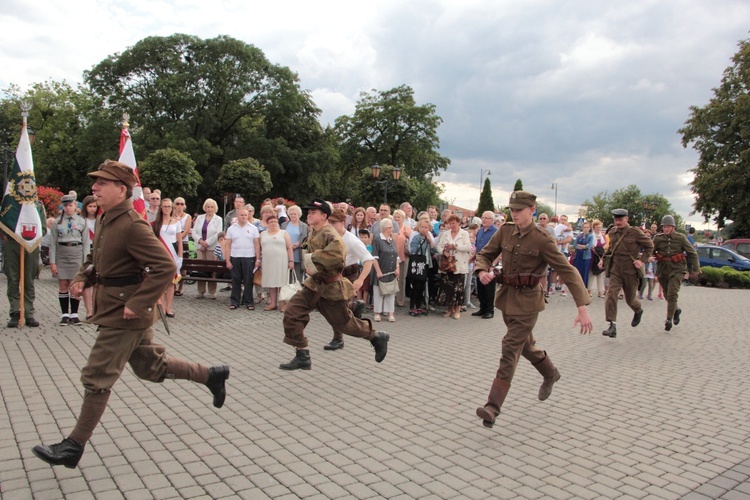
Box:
[259,216,294,311]
[173,197,192,296]
[152,198,182,317]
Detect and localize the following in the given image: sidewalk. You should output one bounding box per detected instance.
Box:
[1,271,749,499]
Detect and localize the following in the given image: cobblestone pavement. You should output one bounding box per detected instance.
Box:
[1,271,749,499]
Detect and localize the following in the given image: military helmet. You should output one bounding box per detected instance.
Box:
[661,214,676,227]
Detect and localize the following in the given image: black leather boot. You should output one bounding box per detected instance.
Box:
[32,438,85,468]
[631,309,643,327]
[665,319,673,331]
[206,365,230,408]
[25,317,40,327]
[602,322,617,338]
[370,332,390,363]
[324,339,344,351]
[673,308,682,325]
[280,350,311,370]
[7,312,19,328]
[353,300,365,319]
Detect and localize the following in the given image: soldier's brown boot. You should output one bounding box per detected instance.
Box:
[476,378,511,428]
[533,354,561,401]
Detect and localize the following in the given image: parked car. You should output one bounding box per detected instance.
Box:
[696,244,750,271]
[721,238,750,258]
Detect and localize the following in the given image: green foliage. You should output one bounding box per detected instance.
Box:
[334,85,449,203]
[476,177,495,215]
[698,266,750,288]
[582,185,682,229]
[138,148,202,199]
[535,202,555,220]
[679,37,750,237]
[84,34,332,202]
[513,179,523,191]
[216,158,272,201]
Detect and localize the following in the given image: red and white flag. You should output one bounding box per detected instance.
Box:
[118,125,147,219]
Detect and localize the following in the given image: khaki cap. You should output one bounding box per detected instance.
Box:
[88,160,137,189]
[508,190,537,209]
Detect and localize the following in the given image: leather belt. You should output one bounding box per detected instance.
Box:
[96,274,143,287]
[59,242,82,247]
[656,253,686,263]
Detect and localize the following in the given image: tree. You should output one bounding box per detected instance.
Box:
[513,179,523,191]
[85,34,333,202]
[582,185,682,229]
[215,158,272,204]
[138,148,202,199]
[476,177,495,215]
[679,37,750,237]
[0,81,118,196]
[334,85,449,207]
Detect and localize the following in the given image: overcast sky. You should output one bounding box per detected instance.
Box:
[2,0,749,226]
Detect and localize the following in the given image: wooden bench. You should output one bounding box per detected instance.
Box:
[180,259,232,284]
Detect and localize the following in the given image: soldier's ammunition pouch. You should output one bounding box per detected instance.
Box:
[656,253,686,263]
[501,273,543,288]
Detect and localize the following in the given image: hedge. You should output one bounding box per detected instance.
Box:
[696,266,750,289]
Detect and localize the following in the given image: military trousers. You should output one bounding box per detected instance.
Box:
[605,269,641,322]
[495,312,546,382]
[657,271,684,319]
[81,325,168,392]
[283,287,374,349]
[3,239,39,317]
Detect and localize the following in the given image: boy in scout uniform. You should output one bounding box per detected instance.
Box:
[600,209,654,338]
[474,191,593,429]
[32,160,229,469]
[280,199,389,370]
[651,215,700,331]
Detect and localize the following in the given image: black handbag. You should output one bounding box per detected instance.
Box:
[408,239,429,281]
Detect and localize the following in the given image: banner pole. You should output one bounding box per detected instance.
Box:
[19,247,25,328]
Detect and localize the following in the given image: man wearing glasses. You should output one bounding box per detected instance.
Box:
[146,190,160,223]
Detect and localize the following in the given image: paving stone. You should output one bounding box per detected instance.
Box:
[2,279,750,499]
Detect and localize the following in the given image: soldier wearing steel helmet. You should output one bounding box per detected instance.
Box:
[651,215,700,331]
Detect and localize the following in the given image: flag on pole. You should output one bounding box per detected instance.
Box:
[0,121,45,252]
[118,114,147,218]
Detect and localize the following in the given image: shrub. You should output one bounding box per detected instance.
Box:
[698,266,750,288]
[37,185,65,217]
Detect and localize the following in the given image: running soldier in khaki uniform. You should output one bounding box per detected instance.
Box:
[32,161,229,469]
[474,191,593,429]
[651,215,700,331]
[280,199,389,370]
[600,209,654,338]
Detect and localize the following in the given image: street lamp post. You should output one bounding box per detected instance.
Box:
[642,199,657,226]
[371,164,401,204]
[551,182,558,217]
[480,169,491,191]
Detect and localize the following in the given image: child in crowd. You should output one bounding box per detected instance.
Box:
[214,232,226,261]
[639,260,656,300]
[358,229,373,308]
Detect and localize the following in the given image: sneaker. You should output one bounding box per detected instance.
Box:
[561,289,567,297]
[418,308,428,316]
[69,317,82,326]
[373,314,381,322]
[388,314,396,322]
[638,294,643,299]
[59,316,69,326]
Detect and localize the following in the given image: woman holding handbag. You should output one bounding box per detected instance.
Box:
[435,214,472,319]
[408,219,435,316]
[371,218,399,322]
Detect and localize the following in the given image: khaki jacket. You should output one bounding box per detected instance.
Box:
[302,223,354,301]
[653,232,700,277]
[73,199,176,329]
[475,222,590,315]
[605,224,654,277]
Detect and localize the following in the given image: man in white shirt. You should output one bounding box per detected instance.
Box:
[552,215,574,296]
[146,190,160,223]
[324,210,373,351]
[225,208,261,309]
